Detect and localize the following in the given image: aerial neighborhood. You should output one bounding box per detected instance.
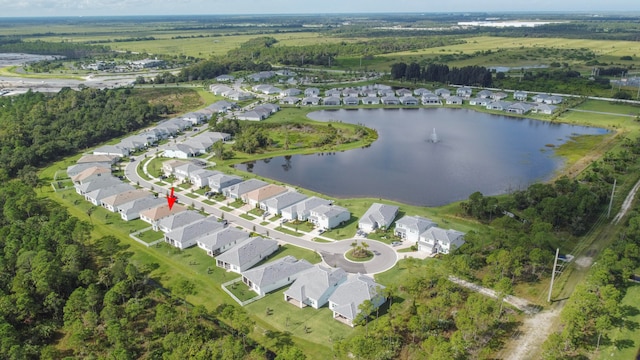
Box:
[65,95,467,326]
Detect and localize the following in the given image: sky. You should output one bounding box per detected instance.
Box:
[0,0,637,17]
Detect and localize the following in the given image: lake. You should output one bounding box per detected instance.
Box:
[235,108,608,206]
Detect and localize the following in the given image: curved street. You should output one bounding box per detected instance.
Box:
[124,144,399,275]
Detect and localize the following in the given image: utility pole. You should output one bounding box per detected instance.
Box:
[607,179,617,218]
[547,248,560,303]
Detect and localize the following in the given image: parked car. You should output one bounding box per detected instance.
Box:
[391,241,402,247]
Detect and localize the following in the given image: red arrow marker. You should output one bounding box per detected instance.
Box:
[167,187,177,210]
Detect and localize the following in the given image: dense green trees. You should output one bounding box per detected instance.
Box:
[390,62,493,87]
[0,88,160,176]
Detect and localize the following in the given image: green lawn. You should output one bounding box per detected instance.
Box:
[184,192,199,199]
[254,244,321,267]
[596,284,640,360]
[220,206,234,212]
[240,213,256,221]
[226,280,260,302]
[136,229,164,244]
[245,287,354,359]
[275,226,304,237]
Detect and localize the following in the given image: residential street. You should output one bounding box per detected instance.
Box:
[124,144,398,275]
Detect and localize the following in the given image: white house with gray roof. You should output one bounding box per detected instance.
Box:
[304,88,320,97]
[422,94,442,105]
[308,204,350,230]
[163,144,197,159]
[174,163,203,182]
[358,203,399,233]
[242,256,314,296]
[281,196,332,221]
[209,173,243,193]
[101,189,151,213]
[75,175,122,196]
[118,197,165,221]
[418,227,465,254]
[435,88,451,97]
[158,210,206,233]
[262,191,308,215]
[93,145,130,157]
[456,87,473,98]
[196,227,250,257]
[284,265,347,309]
[215,237,279,274]
[164,217,225,250]
[361,96,380,105]
[85,183,135,206]
[190,169,221,188]
[224,179,268,199]
[394,215,437,243]
[328,274,386,327]
[400,95,419,105]
[446,96,463,105]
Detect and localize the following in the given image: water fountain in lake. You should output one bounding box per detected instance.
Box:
[429,128,440,143]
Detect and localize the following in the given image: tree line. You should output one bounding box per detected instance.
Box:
[391,62,493,87]
[0,40,111,59]
[0,88,162,177]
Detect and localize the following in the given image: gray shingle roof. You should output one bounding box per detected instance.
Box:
[225,179,268,198]
[242,255,313,288]
[196,227,250,251]
[76,175,122,193]
[264,192,307,211]
[328,275,385,320]
[284,265,347,303]
[165,217,224,245]
[119,197,165,218]
[395,215,437,234]
[157,210,206,232]
[359,203,399,228]
[282,196,331,217]
[86,183,136,202]
[215,237,278,268]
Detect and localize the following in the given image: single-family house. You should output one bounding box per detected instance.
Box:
[361,96,380,105]
[533,103,557,115]
[378,89,395,97]
[242,256,314,296]
[507,102,534,114]
[164,217,225,250]
[71,166,111,183]
[342,89,359,98]
[77,154,119,164]
[280,96,300,105]
[469,97,491,106]
[181,112,207,125]
[322,96,341,106]
[101,189,151,212]
[253,84,281,95]
[140,203,187,230]
[118,197,165,221]
[85,183,135,206]
[75,175,122,196]
[190,169,221,188]
[486,101,513,111]
[207,100,237,114]
[545,95,563,104]
[414,88,432,96]
[224,179,268,199]
[237,110,267,121]
[445,96,463,105]
[434,88,451,97]
[491,92,508,101]
[358,203,399,232]
[301,96,321,106]
[281,197,332,221]
[325,89,341,97]
[262,191,307,215]
[400,95,419,105]
[275,69,297,77]
[304,88,320,97]
[243,184,287,208]
[163,118,191,132]
[513,91,528,101]
[456,87,473,98]
[174,163,203,182]
[163,144,197,159]
[418,227,465,254]
[197,227,250,257]
[477,89,493,99]
[215,237,279,273]
[247,71,275,82]
[93,145,130,157]
[422,94,442,105]
[284,265,347,309]
[395,88,412,97]
[280,88,301,97]
[162,160,189,177]
[382,95,400,105]
[328,274,386,327]
[158,210,206,233]
[394,215,437,243]
[208,173,243,193]
[215,75,235,82]
[308,204,350,230]
[343,96,360,106]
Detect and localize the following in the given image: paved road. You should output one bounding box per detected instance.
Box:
[124,144,398,275]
